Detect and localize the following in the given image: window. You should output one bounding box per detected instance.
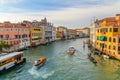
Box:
[6,34,9,39]
[119,38,120,43]
[118,46,120,51]
[109,37,111,42]
[113,46,116,50]
[0,35,3,38]
[109,46,111,49]
[6,29,9,32]
[15,35,18,39]
[97,36,99,40]
[105,45,107,48]
[104,37,107,41]
[113,28,118,32]
[18,35,21,39]
[113,52,115,55]
[106,28,108,32]
[16,29,18,31]
[113,38,116,42]
[118,51,120,54]
[110,28,112,32]
[100,29,102,32]
[97,42,98,45]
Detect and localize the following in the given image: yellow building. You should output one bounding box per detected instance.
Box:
[95,14,120,59]
[30,27,42,46]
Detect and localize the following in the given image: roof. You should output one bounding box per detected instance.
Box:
[0,52,24,61]
[95,19,103,23]
[103,17,115,22]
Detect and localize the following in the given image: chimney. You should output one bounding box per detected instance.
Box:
[115,14,120,20]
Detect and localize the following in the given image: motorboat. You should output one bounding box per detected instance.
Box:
[102,54,109,59]
[67,46,76,55]
[34,57,46,68]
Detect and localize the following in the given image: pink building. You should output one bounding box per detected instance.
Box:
[0,21,30,51]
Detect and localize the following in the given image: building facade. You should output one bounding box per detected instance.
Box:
[76,28,90,38]
[56,26,67,40]
[52,27,56,41]
[90,22,97,47]
[95,14,120,59]
[40,18,53,44]
[0,21,30,52]
[67,29,76,39]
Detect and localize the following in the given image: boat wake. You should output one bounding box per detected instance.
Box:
[41,70,55,79]
[28,66,55,79]
[28,66,40,78]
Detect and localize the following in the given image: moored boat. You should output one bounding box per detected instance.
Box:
[34,57,46,68]
[102,54,109,59]
[67,46,76,55]
[88,53,97,64]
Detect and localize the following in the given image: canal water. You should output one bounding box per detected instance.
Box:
[1,38,120,80]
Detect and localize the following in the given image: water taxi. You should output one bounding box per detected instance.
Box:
[0,52,26,74]
[34,57,46,68]
[67,46,76,55]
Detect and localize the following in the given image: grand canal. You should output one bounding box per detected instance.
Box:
[1,38,120,80]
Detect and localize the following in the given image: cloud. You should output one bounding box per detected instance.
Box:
[47,0,120,7]
[0,0,22,5]
[0,0,120,28]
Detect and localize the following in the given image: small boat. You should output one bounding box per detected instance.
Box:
[34,58,46,68]
[102,54,109,59]
[67,46,76,55]
[88,54,97,64]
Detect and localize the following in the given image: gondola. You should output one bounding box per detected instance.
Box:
[88,54,97,64]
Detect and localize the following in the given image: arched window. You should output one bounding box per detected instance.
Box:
[6,34,9,39]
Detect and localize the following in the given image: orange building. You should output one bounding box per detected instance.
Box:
[0,21,30,52]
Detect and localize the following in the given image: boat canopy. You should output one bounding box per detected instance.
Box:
[69,46,75,48]
[0,52,24,61]
[38,58,46,61]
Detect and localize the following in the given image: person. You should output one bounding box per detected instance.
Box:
[35,61,37,64]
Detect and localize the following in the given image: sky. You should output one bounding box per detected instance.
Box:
[0,0,120,28]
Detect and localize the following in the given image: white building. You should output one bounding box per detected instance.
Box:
[90,22,96,47]
[40,18,53,44]
[52,27,56,41]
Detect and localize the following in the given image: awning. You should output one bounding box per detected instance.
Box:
[100,36,105,41]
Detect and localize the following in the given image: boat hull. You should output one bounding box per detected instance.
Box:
[0,58,26,74]
[88,54,97,64]
[67,51,75,55]
[34,58,46,68]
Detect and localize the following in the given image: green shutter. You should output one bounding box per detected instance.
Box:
[100,36,105,41]
[97,36,99,40]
